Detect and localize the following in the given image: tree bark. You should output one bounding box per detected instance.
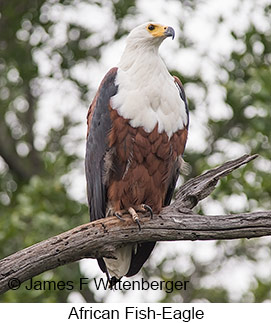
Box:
[1,153,268,295]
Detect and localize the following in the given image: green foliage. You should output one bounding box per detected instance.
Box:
[0,0,90,302]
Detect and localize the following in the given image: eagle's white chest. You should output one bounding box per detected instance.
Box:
[111,56,187,138]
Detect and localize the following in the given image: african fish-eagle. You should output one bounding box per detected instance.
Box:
[85,22,189,284]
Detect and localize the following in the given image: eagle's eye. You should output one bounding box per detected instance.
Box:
[148,24,155,31]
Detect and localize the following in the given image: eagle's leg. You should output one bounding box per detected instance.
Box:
[128,207,141,230]
[112,204,153,231]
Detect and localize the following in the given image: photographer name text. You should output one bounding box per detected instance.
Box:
[10,277,189,293]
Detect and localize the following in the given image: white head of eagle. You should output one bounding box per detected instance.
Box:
[126,22,175,46]
[85,22,189,284]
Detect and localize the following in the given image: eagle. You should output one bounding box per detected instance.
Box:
[85,22,189,284]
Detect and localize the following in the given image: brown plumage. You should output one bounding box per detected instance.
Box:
[106,108,188,213]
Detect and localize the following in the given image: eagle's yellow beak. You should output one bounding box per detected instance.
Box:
[147,24,175,40]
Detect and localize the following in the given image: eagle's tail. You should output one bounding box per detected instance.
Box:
[97,242,155,287]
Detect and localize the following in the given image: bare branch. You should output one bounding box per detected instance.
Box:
[175,154,258,209]
[0,154,267,295]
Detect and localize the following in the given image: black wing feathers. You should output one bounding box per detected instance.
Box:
[164,77,189,208]
[85,68,118,222]
[174,76,189,126]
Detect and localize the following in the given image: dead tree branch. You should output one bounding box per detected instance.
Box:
[1,154,269,295]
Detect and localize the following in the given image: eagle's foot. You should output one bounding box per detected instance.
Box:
[113,208,141,230]
[129,204,153,231]
[113,204,153,231]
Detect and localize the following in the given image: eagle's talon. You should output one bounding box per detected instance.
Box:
[113,212,125,221]
[135,218,141,231]
[142,204,153,219]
